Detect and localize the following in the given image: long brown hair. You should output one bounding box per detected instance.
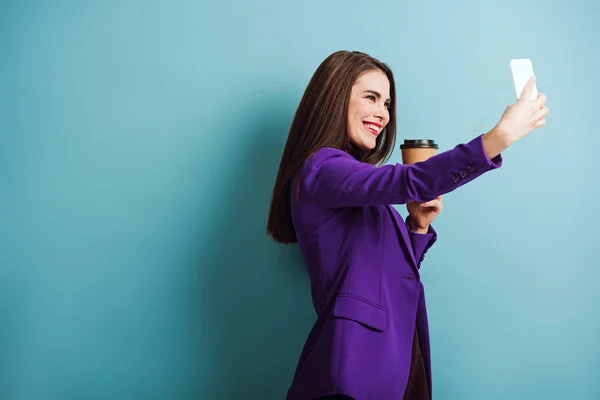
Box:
[266,50,397,244]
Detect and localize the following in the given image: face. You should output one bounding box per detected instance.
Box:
[347,69,391,150]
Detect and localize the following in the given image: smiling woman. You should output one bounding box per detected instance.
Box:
[266,50,548,400]
[346,71,392,151]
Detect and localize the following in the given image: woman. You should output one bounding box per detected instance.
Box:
[266,50,548,400]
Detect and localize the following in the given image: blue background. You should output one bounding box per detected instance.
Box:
[2,1,599,399]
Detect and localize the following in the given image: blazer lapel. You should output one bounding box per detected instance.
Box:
[386,205,418,270]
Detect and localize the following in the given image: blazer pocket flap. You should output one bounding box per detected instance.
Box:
[333,295,387,332]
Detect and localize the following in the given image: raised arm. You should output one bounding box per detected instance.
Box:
[300,134,502,208]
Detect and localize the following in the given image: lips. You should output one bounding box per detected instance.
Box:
[363,121,381,135]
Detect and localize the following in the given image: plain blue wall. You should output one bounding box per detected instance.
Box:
[2,1,599,399]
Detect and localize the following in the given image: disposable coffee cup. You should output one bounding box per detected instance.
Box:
[400,139,438,164]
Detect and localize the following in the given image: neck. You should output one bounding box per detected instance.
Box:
[346,140,362,159]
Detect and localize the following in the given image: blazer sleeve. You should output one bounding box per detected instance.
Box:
[299,134,502,208]
[406,221,437,269]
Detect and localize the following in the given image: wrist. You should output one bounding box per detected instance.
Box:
[482,126,512,159]
[407,216,429,234]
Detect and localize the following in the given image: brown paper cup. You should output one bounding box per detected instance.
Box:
[401,139,440,203]
[400,139,438,164]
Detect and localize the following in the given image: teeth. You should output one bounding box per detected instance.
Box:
[364,123,379,132]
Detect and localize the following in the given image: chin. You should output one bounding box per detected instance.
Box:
[355,140,376,151]
[349,132,377,151]
[362,136,377,150]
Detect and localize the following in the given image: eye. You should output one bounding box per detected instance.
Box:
[366,95,376,102]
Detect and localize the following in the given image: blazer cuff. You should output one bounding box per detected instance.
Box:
[406,219,438,267]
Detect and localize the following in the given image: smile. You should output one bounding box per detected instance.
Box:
[363,122,381,135]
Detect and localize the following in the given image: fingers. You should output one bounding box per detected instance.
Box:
[532,104,549,129]
[420,199,443,211]
[536,105,550,119]
[533,91,548,108]
[519,76,536,102]
[420,195,442,206]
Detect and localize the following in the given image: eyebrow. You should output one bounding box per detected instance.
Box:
[362,90,391,104]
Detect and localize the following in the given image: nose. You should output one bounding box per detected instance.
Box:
[373,103,387,121]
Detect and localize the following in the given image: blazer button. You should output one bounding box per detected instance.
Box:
[452,174,460,183]
[467,164,475,173]
[460,170,468,178]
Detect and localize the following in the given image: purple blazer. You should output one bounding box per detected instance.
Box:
[286,135,502,399]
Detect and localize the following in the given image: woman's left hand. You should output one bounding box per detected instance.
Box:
[406,196,443,233]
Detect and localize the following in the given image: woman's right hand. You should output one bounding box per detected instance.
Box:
[482,76,549,159]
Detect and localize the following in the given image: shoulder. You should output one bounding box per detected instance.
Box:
[297,147,357,191]
[291,147,353,207]
[306,146,353,164]
[301,147,356,174]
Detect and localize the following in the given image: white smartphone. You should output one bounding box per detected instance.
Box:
[510,58,538,100]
